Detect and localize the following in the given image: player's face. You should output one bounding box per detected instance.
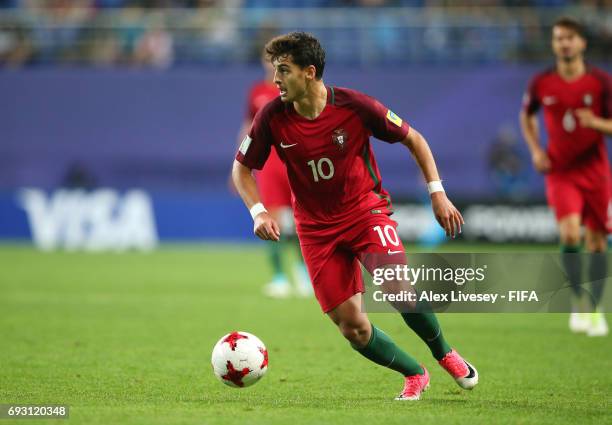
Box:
[551,26,585,62]
[272,55,311,103]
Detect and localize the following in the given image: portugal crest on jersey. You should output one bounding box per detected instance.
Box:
[332,128,348,150]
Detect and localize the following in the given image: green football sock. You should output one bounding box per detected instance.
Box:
[352,325,423,376]
[268,241,283,277]
[401,309,451,361]
[561,245,583,300]
[589,252,607,309]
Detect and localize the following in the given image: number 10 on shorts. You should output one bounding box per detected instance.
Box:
[373,225,400,247]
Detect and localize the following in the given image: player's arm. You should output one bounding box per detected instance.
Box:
[575,109,612,136]
[356,91,461,236]
[577,71,612,136]
[519,110,551,173]
[233,104,280,242]
[519,77,551,173]
[232,159,280,242]
[230,85,259,192]
[400,127,464,238]
[228,119,253,192]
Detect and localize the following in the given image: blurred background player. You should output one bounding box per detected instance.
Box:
[235,48,311,299]
[520,17,612,337]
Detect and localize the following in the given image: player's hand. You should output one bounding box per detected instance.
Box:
[431,192,464,238]
[576,108,597,129]
[531,149,551,174]
[253,212,281,242]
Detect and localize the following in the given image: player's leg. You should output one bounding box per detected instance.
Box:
[257,152,292,298]
[559,213,584,296]
[291,236,313,297]
[352,215,477,390]
[260,152,311,297]
[584,228,608,336]
[584,229,607,306]
[582,189,609,337]
[261,206,291,298]
[327,292,423,376]
[278,209,312,297]
[327,291,429,400]
[546,175,588,331]
[301,241,428,400]
[559,214,591,332]
[368,261,478,390]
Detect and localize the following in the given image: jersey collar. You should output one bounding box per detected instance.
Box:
[290,86,334,121]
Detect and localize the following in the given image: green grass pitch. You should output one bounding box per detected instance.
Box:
[0,243,610,425]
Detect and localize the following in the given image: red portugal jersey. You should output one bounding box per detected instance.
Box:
[523,66,612,176]
[236,86,410,239]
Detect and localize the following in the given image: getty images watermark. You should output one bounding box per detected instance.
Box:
[362,253,611,313]
[371,263,526,304]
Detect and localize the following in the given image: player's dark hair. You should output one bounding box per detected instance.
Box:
[553,17,586,39]
[265,32,326,80]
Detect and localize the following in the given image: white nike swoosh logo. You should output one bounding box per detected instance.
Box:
[280,142,298,148]
[387,249,403,255]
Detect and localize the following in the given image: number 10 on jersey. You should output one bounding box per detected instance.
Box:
[373,225,400,247]
[307,158,335,182]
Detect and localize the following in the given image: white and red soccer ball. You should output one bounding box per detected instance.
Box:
[211,331,268,388]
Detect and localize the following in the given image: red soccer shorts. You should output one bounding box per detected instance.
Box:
[545,172,612,233]
[299,213,407,313]
[256,148,292,209]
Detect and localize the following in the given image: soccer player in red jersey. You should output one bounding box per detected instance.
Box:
[236,53,311,298]
[232,32,478,400]
[520,17,612,336]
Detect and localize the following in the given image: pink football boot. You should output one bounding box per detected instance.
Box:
[395,366,430,401]
[438,349,478,390]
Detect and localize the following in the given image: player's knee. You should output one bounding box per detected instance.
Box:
[338,320,371,347]
[560,231,581,247]
[559,217,581,246]
[585,235,607,253]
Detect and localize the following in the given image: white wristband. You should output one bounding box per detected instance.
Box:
[427,180,444,195]
[249,202,267,220]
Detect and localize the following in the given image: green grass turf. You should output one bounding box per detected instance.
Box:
[0,243,610,425]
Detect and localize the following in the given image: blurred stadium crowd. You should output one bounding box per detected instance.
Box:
[0,0,610,67]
